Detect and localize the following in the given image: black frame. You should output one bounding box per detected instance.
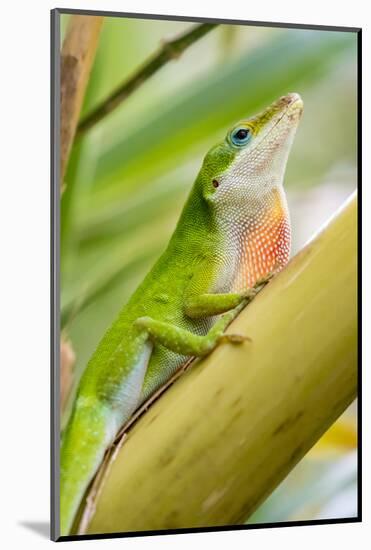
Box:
[51,7,362,542]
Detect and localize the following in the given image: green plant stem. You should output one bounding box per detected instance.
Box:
[76,23,218,135]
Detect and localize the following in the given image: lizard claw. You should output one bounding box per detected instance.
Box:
[241,272,276,301]
[220,333,252,345]
[241,287,259,300]
[254,270,276,288]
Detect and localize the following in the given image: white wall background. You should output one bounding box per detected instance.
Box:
[0,0,368,548]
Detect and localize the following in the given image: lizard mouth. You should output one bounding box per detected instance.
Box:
[279,92,304,121]
[266,93,304,132]
[246,93,303,155]
[267,93,304,122]
[252,93,303,149]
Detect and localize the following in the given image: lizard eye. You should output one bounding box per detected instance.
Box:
[230,126,251,147]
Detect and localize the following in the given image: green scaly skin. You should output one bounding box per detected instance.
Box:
[60,93,303,535]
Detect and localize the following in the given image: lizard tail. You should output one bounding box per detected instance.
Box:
[59,336,153,535]
[60,396,115,536]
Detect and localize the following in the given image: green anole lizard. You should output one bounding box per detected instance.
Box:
[60,93,303,535]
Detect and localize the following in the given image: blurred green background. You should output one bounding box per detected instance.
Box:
[60,16,358,525]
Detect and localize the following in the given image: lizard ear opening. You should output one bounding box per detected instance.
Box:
[212,179,219,188]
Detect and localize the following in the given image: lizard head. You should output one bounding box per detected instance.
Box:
[198,93,303,287]
[201,93,303,213]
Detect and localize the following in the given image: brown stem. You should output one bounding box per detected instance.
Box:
[60,15,103,188]
[76,23,218,136]
[60,335,76,413]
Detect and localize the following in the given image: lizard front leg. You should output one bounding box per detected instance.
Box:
[134,301,248,358]
[134,266,274,356]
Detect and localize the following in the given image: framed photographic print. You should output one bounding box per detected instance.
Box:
[51,8,361,542]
